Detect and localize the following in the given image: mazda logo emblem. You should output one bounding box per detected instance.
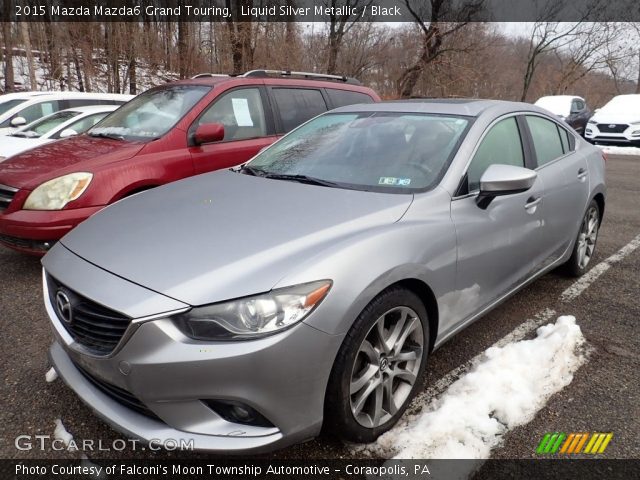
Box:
[55,290,73,325]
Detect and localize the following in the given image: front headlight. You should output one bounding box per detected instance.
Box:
[173,280,332,340]
[587,119,597,125]
[23,172,93,210]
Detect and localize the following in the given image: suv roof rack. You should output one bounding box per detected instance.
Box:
[241,70,361,85]
[191,73,231,79]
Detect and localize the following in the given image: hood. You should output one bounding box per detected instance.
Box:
[0,135,145,189]
[59,170,413,306]
[590,110,640,125]
[0,136,48,160]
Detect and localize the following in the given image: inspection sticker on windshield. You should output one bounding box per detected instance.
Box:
[379,177,411,186]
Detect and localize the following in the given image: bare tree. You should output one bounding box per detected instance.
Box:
[397,0,484,98]
[324,0,370,74]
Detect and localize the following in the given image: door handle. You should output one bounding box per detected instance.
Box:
[577,168,588,180]
[525,196,541,209]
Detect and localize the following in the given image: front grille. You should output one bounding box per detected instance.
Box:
[597,123,628,133]
[74,362,159,420]
[0,183,18,212]
[47,274,132,355]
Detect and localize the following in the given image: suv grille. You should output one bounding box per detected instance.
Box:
[0,183,18,212]
[74,362,159,420]
[47,274,132,355]
[597,123,628,133]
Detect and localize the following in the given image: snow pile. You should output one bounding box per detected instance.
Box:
[53,419,74,447]
[597,145,640,156]
[360,315,586,459]
[45,367,58,383]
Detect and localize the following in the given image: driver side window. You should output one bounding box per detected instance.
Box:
[196,88,267,142]
[467,117,524,192]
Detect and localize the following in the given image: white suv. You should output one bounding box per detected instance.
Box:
[585,94,640,145]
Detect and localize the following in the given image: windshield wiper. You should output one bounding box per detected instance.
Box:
[263,173,340,188]
[89,132,125,141]
[239,165,268,176]
[11,132,38,138]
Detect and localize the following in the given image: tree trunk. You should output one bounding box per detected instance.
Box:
[20,23,37,90]
[2,22,14,92]
[636,51,640,94]
[178,21,189,78]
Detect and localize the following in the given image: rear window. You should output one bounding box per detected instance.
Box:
[327,89,374,108]
[272,88,327,133]
[526,115,565,167]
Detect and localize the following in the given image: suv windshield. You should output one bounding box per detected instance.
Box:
[89,85,210,141]
[12,110,79,138]
[246,112,470,192]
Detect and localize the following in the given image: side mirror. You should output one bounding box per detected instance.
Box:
[193,123,224,145]
[476,164,537,209]
[10,116,26,127]
[58,128,78,138]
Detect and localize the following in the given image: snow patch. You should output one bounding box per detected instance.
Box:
[45,367,58,383]
[359,315,587,460]
[53,419,73,447]
[597,145,640,156]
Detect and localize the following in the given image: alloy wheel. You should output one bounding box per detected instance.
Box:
[349,306,424,428]
[577,205,599,270]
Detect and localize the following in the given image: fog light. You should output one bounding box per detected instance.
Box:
[203,399,274,428]
[585,128,592,135]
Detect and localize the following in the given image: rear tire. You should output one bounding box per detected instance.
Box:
[563,199,600,277]
[324,287,429,443]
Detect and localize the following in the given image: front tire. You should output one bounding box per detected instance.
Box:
[324,287,429,442]
[564,199,600,277]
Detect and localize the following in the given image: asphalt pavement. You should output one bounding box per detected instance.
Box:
[0,154,638,462]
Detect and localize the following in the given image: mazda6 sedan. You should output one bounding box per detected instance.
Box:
[42,100,605,453]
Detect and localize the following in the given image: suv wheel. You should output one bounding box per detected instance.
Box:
[325,287,429,442]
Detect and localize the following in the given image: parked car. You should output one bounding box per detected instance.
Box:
[42,99,605,453]
[0,92,132,136]
[534,95,591,135]
[0,70,379,254]
[584,94,640,145]
[0,105,118,161]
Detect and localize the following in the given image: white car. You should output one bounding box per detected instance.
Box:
[0,92,132,136]
[0,105,119,162]
[585,94,640,145]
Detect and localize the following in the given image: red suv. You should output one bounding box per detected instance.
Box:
[0,70,380,254]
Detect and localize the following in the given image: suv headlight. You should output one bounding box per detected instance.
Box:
[173,280,332,340]
[24,173,93,210]
[587,119,597,124]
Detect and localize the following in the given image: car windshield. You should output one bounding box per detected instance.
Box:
[12,110,79,138]
[245,112,470,192]
[0,98,27,116]
[88,85,210,141]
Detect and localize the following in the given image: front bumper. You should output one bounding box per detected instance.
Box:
[584,123,640,144]
[0,205,103,255]
[43,248,343,453]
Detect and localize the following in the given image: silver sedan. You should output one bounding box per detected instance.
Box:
[42,100,605,453]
